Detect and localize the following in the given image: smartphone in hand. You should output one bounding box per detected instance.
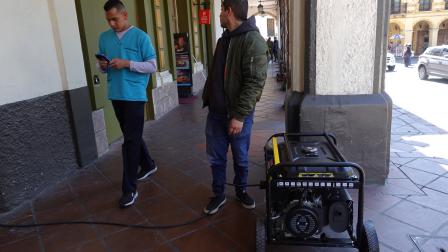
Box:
[95,53,110,63]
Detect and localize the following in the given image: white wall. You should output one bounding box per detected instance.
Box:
[213,0,224,47]
[49,0,87,91]
[1,0,87,106]
[315,0,378,95]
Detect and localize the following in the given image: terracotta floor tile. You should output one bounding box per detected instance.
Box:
[78,189,122,215]
[173,184,217,214]
[0,235,41,252]
[151,207,209,240]
[32,182,75,212]
[136,194,186,222]
[72,180,115,200]
[69,170,110,192]
[65,239,108,252]
[155,173,202,198]
[0,215,37,246]
[34,200,88,230]
[41,223,98,252]
[137,181,165,201]
[149,243,178,252]
[208,200,247,224]
[91,207,146,237]
[171,226,240,252]
[214,211,258,251]
[104,222,165,252]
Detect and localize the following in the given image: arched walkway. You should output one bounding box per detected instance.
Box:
[413,21,431,55]
[438,19,448,45]
[388,22,404,56]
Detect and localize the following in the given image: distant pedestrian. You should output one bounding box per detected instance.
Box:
[266,37,273,61]
[403,45,412,67]
[272,37,279,62]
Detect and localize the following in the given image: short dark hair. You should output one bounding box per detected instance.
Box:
[222,0,248,21]
[104,0,126,12]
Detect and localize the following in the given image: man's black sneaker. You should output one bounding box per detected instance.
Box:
[119,191,138,208]
[137,165,157,181]
[236,192,255,209]
[203,196,226,215]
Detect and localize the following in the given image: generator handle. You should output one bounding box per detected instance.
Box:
[268,161,365,243]
[266,132,338,146]
[326,133,338,146]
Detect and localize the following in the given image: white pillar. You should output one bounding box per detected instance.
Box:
[430,28,439,46]
[315,0,378,95]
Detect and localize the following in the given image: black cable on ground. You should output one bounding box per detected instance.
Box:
[0,214,208,230]
[1,181,266,230]
[225,183,262,187]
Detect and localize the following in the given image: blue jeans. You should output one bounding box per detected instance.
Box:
[206,112,254,197]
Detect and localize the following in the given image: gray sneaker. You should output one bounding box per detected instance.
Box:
[137,165,157,181]
[119,191,138,208]
[236,192,255,209]
[203,196,226,215]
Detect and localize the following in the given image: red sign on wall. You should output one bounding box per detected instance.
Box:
[199,9,211,25]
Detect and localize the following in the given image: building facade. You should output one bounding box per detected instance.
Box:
[389,0,448,55]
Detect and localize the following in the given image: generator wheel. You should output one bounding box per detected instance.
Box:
[256,218,267,252]
[359,220,380,252]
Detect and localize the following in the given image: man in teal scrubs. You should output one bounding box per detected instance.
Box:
[98,0,158,208]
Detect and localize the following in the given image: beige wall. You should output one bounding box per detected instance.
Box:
[1,0,87,106]
[288,0,305,93]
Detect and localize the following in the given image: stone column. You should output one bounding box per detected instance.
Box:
[285,0,392,184]
[430,27,439,47]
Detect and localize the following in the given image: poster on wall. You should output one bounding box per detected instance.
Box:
[199,9,211,25]
[174,33,193,97]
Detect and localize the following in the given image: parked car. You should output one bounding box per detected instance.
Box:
[386,52,396,71]
[417,45,448,80]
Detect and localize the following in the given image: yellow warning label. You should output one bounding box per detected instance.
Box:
[298,173,335,178]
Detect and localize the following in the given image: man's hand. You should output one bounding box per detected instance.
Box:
[228,118,244,136]
[99,60,109,71]
[110,58,130,69]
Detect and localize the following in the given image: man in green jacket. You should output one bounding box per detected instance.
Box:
[202,0,268,215]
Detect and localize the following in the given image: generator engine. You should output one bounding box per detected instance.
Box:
[264,134,358,242]
[269,187,353,239]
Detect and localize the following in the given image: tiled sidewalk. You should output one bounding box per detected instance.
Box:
[1,64,447,252]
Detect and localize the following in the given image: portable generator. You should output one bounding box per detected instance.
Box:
[257,133,379,252]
